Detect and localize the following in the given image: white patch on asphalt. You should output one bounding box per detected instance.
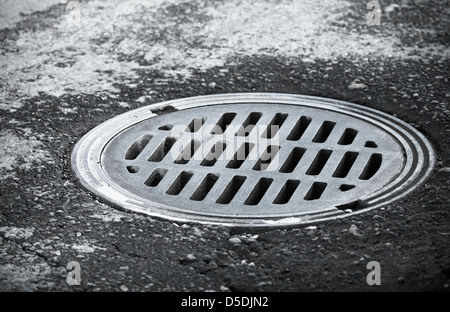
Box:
[90,212,127,222]
[71,243,106,253]
[0,0,67,30]
[201,0,449,60]
[0,226,34,239]
[0,101,23,113]
[0,131,54,180]
[1,0,448,104]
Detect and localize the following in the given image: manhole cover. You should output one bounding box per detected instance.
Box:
[72,93,435,228]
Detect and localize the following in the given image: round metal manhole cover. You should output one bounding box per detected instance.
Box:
[72,93,435,228]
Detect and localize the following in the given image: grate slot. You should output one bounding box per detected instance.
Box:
[235,112,262,137]
[216,175,247,204]
[158,125,173,131]
[306,149,333,175]
[190,173,219,201]
[338,128,358,145]
[253,145,281,171]
[365,141,378,148]
[200,141,227,167]
[211,113,237,135]
[359,153,382,180]
[148,137,177,162]
[261,113,288,139]
[174,139,202,165]
[332,152,359,178]
[185,117,205,133]
[166,171,194,195]
[312,121,336,143]
[145,168,168,187]
[226,142,255,169]
[125,135,153,160]
[304,182,327,201]
[339,184,355,192]
[273,180,300,204]
[244,178,273,206]
[279,147,306,173]
[286,116,312,141]
[126,166,140,173]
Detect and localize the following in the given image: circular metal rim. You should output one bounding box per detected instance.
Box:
[71,93,436,228]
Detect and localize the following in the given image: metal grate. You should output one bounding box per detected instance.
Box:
[102,106,399,209]
[72,93,435,228]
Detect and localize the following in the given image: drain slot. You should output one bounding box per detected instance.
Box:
[312,121,336,143]
[211,113,237,134]
[261,113,288,139]
[287,116,312,141]
[306,149,332,175]
[125,135,153,160]
[340,184,356,192]
[365,141,378,148]
[279,147,306,173]
[338,128,358,145]
[332,152,359,178]
[148,137,177,162]
[190,173,219,201]
[166,171,194,195]
[174,139,202,165]
[158,125,173,131]
[200,141,227,167]
[236,112,262,137]
[126,166,140,173]
[244,178,273,206]
[145,169,168,187]
[185,117,206,133]
[304,182,327,201]
[226,143,254,169]
[359,153,382,180]
[253,145,280,171]
[273,180,301,204]
[216,175,247,204]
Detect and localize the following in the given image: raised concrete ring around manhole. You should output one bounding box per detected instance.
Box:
[71,93,435,228]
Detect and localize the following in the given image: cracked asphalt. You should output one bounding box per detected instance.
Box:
[0,0,449,293]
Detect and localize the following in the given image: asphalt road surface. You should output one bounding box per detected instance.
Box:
[0,0,449,293]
